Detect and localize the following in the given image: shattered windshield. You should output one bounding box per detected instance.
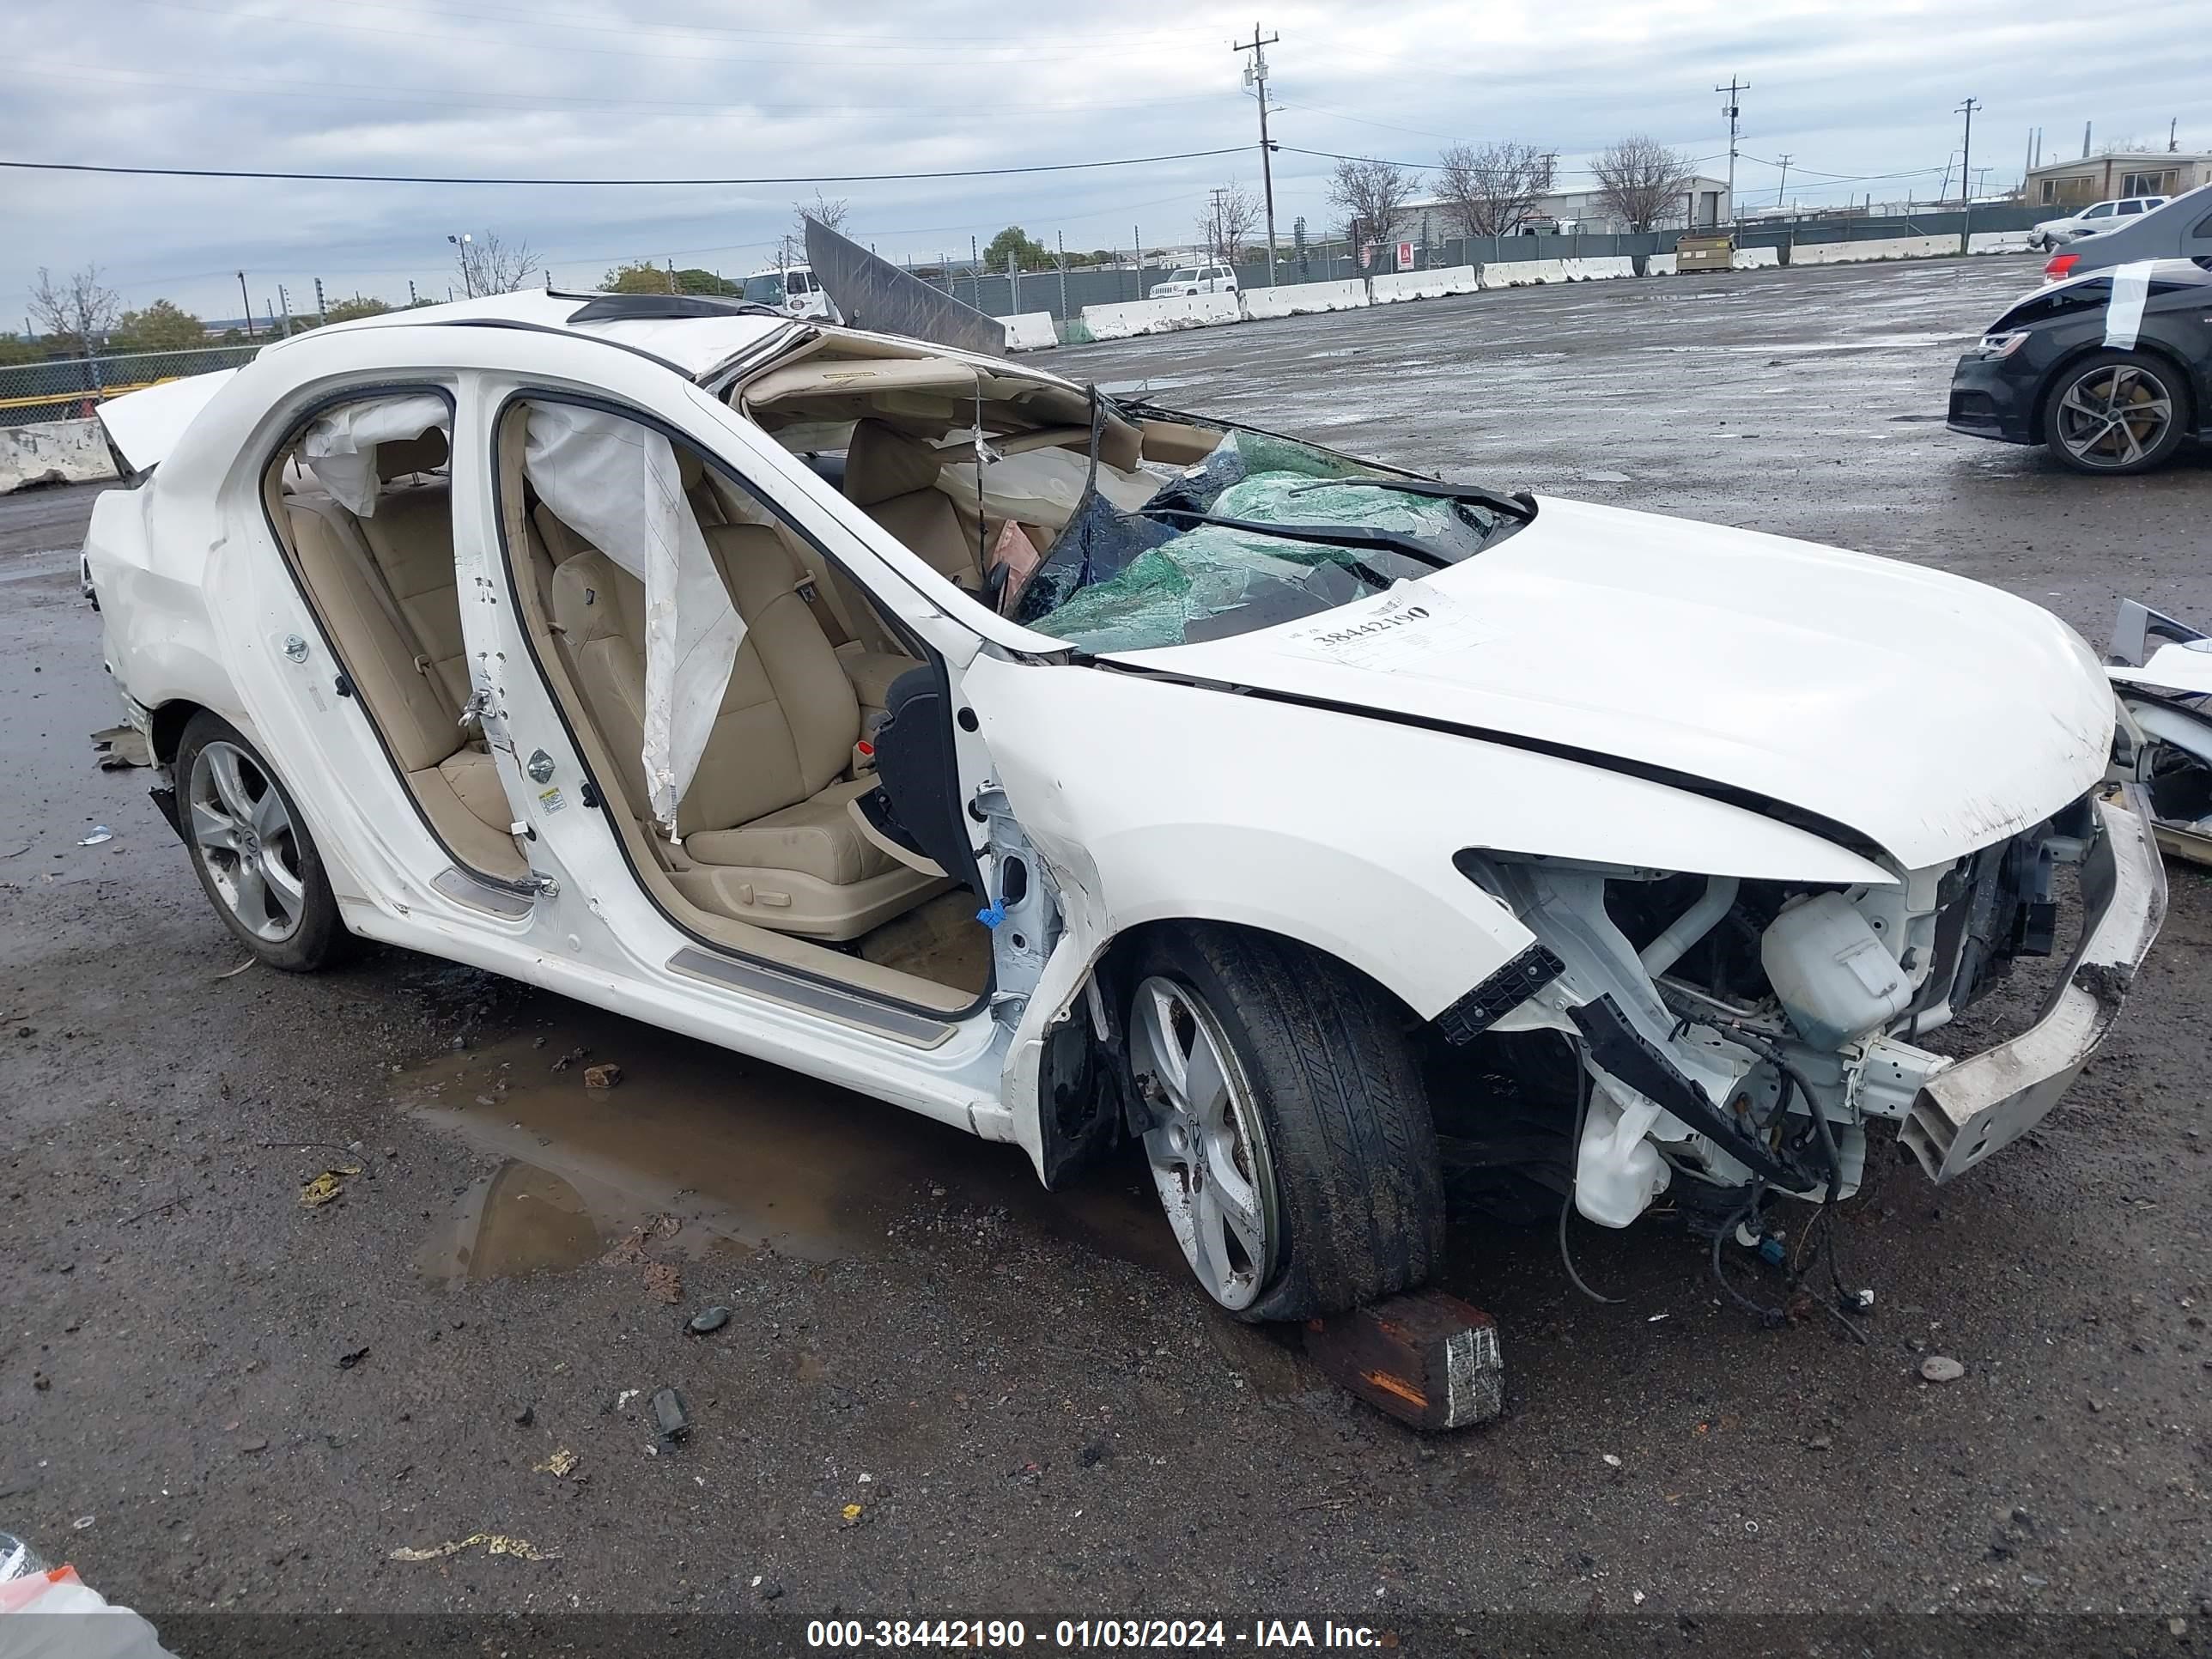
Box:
[1012,420,1527,653]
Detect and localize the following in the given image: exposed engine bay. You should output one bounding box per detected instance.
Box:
[1441,796,2100,1277]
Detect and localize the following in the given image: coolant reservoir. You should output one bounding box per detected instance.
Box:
[1760,890,1911,1048]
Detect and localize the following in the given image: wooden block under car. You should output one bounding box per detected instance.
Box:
[1303,1289,1503,1431]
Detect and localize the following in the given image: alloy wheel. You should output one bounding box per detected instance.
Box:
[187,740,307,943]
[2054,362,2175,470]
[1129,975,1279,1310]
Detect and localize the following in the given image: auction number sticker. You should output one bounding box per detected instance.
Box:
[1273,584,1498,673]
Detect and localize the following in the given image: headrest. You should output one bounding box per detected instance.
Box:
[377,429,449,480]
[842,419,946,507]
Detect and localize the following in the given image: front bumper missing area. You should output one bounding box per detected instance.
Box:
[1901,786,2166,1183]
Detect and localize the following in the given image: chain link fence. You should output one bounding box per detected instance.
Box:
[0,341,264,428]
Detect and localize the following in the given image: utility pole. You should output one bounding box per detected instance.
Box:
[276,283,293,337]
[408,279,419,306]
[1232,25,1281,287]
[1956,97,1981,254]
[1208,186,1229,264]
[313,276,326,325]
[236,270,253,339]
[1774,153,1791,209]
[2171,117,2179,154]
[1716,76,1748,228]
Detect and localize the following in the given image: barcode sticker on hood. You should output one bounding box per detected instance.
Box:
[1273,584,1500,673]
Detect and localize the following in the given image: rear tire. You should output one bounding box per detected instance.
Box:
[176,712,352,972]
[2043,349,2191,475]
[1126,925,1444,1322]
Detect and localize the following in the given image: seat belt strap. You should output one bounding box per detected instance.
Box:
[302,493,440,681]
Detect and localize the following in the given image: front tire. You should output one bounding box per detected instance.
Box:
[176,713,351,972]
[1126,925,1444,1321]
[2044,349,2191,475]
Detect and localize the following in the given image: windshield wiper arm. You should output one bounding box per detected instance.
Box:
[1286,477,1535,520]
[1138,507,1456,569]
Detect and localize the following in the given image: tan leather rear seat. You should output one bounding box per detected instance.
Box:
[550,521,943,940]
[283,433,525,879]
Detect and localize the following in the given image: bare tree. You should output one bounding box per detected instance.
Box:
[453,230,540,296]
[793,189,852,245]
[1436,142,1556,237]
[28,264,122,353]
[1326,157,1418,258]
[1589,135,1696,232]
[1195,180,1261,263]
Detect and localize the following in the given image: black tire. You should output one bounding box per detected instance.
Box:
[175,712,352,972]
[2043,349,2192,475]
[1127,924,1443,1321]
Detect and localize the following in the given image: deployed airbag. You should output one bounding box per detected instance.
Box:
[301,393,449,517]
[522,404,744,835]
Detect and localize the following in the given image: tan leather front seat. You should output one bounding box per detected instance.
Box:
[842,420,981,590]
[550,522,944,940]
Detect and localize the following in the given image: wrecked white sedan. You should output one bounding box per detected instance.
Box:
[84,287,2164,1324]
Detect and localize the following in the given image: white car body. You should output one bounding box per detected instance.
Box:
[2033,196,2169,249]
[1148,264,1239,300]
[82,291,2164,1321]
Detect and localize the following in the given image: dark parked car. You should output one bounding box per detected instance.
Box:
[1948,261,2212,473]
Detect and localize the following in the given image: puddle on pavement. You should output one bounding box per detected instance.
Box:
[400,1002,1179,1285]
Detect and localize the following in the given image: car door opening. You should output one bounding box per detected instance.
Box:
[260,390,531,884]
[491,396,992,1011]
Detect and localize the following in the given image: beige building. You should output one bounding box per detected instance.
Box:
[2027,151,2212,210]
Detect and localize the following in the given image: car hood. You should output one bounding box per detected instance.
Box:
[1101,495,2114,869]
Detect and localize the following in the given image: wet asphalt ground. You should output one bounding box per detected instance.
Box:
[2,254,2209,1650]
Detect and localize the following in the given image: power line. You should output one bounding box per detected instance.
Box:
[0,148,1251,188]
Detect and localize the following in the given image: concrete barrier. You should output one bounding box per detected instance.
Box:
[1967,231,2036,255]
[1557,257,1635,281]
[1477,259,1567,289]
[1240,279,1370,320]
[1790,234,1955,264]
[0,418,118,495]
[1646,253,1678,276]
[1732,246,1781,269]
[1367,265,1480,303]
[998,312,1057,352]
[1079,291,1241,340]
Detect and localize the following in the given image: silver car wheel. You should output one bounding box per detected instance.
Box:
[1130,975,1279,1310]
[187,740,306,943]
[2054,362,2175,470]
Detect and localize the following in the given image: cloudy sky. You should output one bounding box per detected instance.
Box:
[3,0,2207,329]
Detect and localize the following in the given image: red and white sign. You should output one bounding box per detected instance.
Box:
[1396,240,1416,269]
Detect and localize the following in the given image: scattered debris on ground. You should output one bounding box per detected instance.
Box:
[583,1062,623,1090]
[1920,1356,1966,1383]
[641,1261,682,1304]
[687,1305,730,1334]
[76,826,112,846]
[389,1532,556,1564]
[297,1167,362,1208]
[532,1449,579,1478]
[89,725,151,770]
[651,1388,690,1443]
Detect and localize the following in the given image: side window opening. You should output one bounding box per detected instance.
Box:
[492,397,992,1006]
[260,389,530,884]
